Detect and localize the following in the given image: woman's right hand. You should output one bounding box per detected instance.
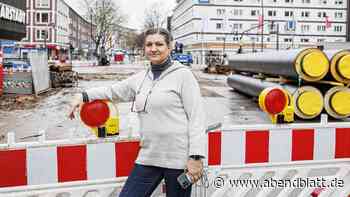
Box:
[68,94,83,120]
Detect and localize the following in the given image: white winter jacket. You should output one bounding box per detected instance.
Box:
[86,61,206,169]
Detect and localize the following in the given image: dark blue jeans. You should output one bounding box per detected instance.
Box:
[119,164,192,197]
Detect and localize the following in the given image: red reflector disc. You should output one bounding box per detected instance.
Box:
[264,88,287,114]
[80,100,110,127]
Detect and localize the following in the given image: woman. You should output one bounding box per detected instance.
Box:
[68,28,206,197]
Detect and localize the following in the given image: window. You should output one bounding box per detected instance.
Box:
[285,21,296,31]
[301,24,310,32]
[36,29,48,40]
[335,0,343,4]
[317,38,325,42]
[266,37,271,42]
[335,38,345,42]
[268,10,276,16]
[317,25,326,31]
[300,38,309,42]
[233,37,240,41]
[318,12,327,18]
[285,11,294,17]
[284,38,292,42]
[320,0,327,4]
[216,23,223,29]
[301,11,310,17]
[302,0,310,2]
[217,9,225,16]
[233,23,243,30]
[335,12,343,18]
[36,0,49,7]
[334,25,343,32]
[233,9,243,16]
[251,10,259,16]
[234,0,243,1]
[285,0,293,3]
[36,13,49,23]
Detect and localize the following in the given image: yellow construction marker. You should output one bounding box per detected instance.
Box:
[329,50,350,83]
[331,91,350,116]
[292,86,324,119]
[259,87,291,123]
[324,86,350,119]
[91,101,120,137]
[295,48,329,82]
[297,91,323,116]
[337,55,350,79]
[302,52,329,78]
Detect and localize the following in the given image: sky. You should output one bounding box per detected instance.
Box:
[65,0,177,30]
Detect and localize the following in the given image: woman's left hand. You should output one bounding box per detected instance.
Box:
[186,159,203,183]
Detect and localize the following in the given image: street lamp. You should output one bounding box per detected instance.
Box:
[86,0,98,59]
[260,0,264,52]
[90,7,93,58]
[251,37,256,52]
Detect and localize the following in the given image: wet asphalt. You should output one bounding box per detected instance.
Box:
[0,62,269,144]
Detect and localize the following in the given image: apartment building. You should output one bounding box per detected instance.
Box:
[19,0,70,59]
[69,7,96,59]
[110,26,138,50]
[172,0,348,63]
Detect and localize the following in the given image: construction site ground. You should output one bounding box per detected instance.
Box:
[1,62,344,144]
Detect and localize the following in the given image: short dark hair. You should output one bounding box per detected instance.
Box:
[143,28,173,47]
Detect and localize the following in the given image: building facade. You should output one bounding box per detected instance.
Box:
[172,0,348,63]
[111,26,138,50]
[0,0,26,41]
[69,7,96,59]
[19,0,70,59]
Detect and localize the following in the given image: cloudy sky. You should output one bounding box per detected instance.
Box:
[65,0,177,30]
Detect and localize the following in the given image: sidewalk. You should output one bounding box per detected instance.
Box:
[72,60,98,67]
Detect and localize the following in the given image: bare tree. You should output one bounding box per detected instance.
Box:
[123,31,140,50]
[143,2,169,30]
[84,0,126,57]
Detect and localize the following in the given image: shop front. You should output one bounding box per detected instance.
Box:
[0,0,27,95]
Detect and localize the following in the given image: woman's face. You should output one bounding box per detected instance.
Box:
[144,34,171,65]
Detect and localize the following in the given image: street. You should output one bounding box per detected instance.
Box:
[0,62,268,144]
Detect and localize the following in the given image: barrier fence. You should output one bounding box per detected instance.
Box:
[1,120,350,197]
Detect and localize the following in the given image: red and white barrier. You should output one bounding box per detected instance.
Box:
[208,123,350,166]
[1,121,350,197]
[0,140,139,188]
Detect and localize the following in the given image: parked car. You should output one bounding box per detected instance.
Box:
[171,52,193,66]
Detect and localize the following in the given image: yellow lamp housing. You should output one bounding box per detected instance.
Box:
[292,86,324,119]
[259,87,291,123]
[89,101,120,138]
[294,48,329,82]
[329,50,350,84]
[324,86,350,119]
[282,105,294,123]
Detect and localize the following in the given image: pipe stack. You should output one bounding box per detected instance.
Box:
[228,48,329,82]
[227,48,350,120]
[323,50,350,119]
[227,74,323,119]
